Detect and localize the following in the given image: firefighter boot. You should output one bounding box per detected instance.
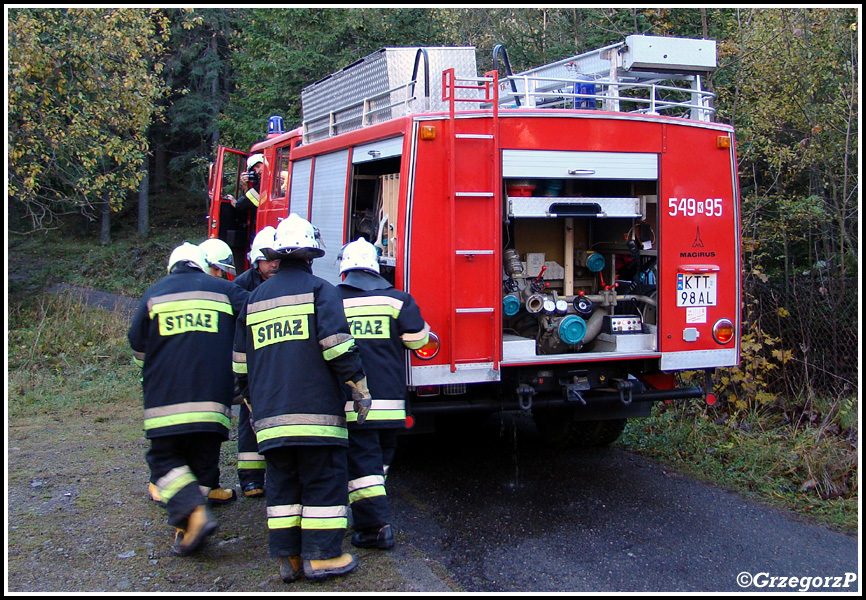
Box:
[279,555,303,583]
[303,553,358,582]
[171,505,218,556]
[148,482,164,506]
[351,523,394,550]
[206,487,237,505]
[173,527,185,547]
[242,481,265,499]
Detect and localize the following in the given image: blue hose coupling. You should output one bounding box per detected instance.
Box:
[503,294,521,316]
[558,315,587,345]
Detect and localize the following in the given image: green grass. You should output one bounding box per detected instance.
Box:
[618,400,858,532]
[7,292,141,418]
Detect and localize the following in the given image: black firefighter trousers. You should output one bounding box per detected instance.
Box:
[264,445,348,560]
[146,432,223,527]
[237,401,265,489]
[347,428,398,532]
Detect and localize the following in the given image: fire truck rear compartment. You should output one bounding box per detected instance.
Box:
[501,175,660,363]
[407,171,702,437]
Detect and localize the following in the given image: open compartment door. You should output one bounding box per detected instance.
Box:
[207,147,249,270]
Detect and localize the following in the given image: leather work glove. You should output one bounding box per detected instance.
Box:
[346,378,372,425]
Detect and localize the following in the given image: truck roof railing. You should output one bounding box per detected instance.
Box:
[302,48,434,144]
[496,74,715,120]
[300,36,718,142]
[302,79,421,143]
[495,36,717,121]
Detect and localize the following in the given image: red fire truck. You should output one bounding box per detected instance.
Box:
[207,36,741,446]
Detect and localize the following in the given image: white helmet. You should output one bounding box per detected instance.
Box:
[339,237,380,274]
[199,238,236,276]
[247,153,264,169]
[248,226,276,265]
[270,213,325,260]
[167,242,209,274]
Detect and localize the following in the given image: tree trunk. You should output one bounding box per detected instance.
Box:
[153,143,167,193]
[99,189,111,246]
[138,152,150,237]
[209,35,221,151]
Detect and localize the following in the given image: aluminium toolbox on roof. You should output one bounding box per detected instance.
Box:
[301,47,478,140]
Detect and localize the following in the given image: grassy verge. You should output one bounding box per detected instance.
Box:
[618,400,858,533]
[7,291,141,419]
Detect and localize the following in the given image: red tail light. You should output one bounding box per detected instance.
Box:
[413,332,440,360]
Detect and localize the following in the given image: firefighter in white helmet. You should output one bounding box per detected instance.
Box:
[336,238,430,551]
[199,238,237,279]
[233,214,371,583]
[234,226,279,291]
[129,242,249,556]
[231,225,280,499]
[228,153,264,245]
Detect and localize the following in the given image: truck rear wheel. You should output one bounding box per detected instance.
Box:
[532,407,627,448]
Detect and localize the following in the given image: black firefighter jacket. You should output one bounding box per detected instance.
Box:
[233,264,265,292]
[337,270,430,429]
[232,260,366,452]
[128,264,250,440]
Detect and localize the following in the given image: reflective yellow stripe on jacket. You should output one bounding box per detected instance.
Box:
[253,413,347,444]
[232,350,247,375]
[401,322,431,349]
[143,401,232,432]
[319,333,355,361]
[343,399,405,424]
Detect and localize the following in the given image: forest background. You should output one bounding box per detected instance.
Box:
[7,7,860,529]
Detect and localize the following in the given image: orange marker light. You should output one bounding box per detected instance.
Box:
[419,125,437,141]
[716,135,731,149]
[713,319,735,344]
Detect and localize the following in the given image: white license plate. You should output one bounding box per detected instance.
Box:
[677,273,717,307]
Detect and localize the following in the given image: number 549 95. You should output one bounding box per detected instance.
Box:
[668,197,723,217]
